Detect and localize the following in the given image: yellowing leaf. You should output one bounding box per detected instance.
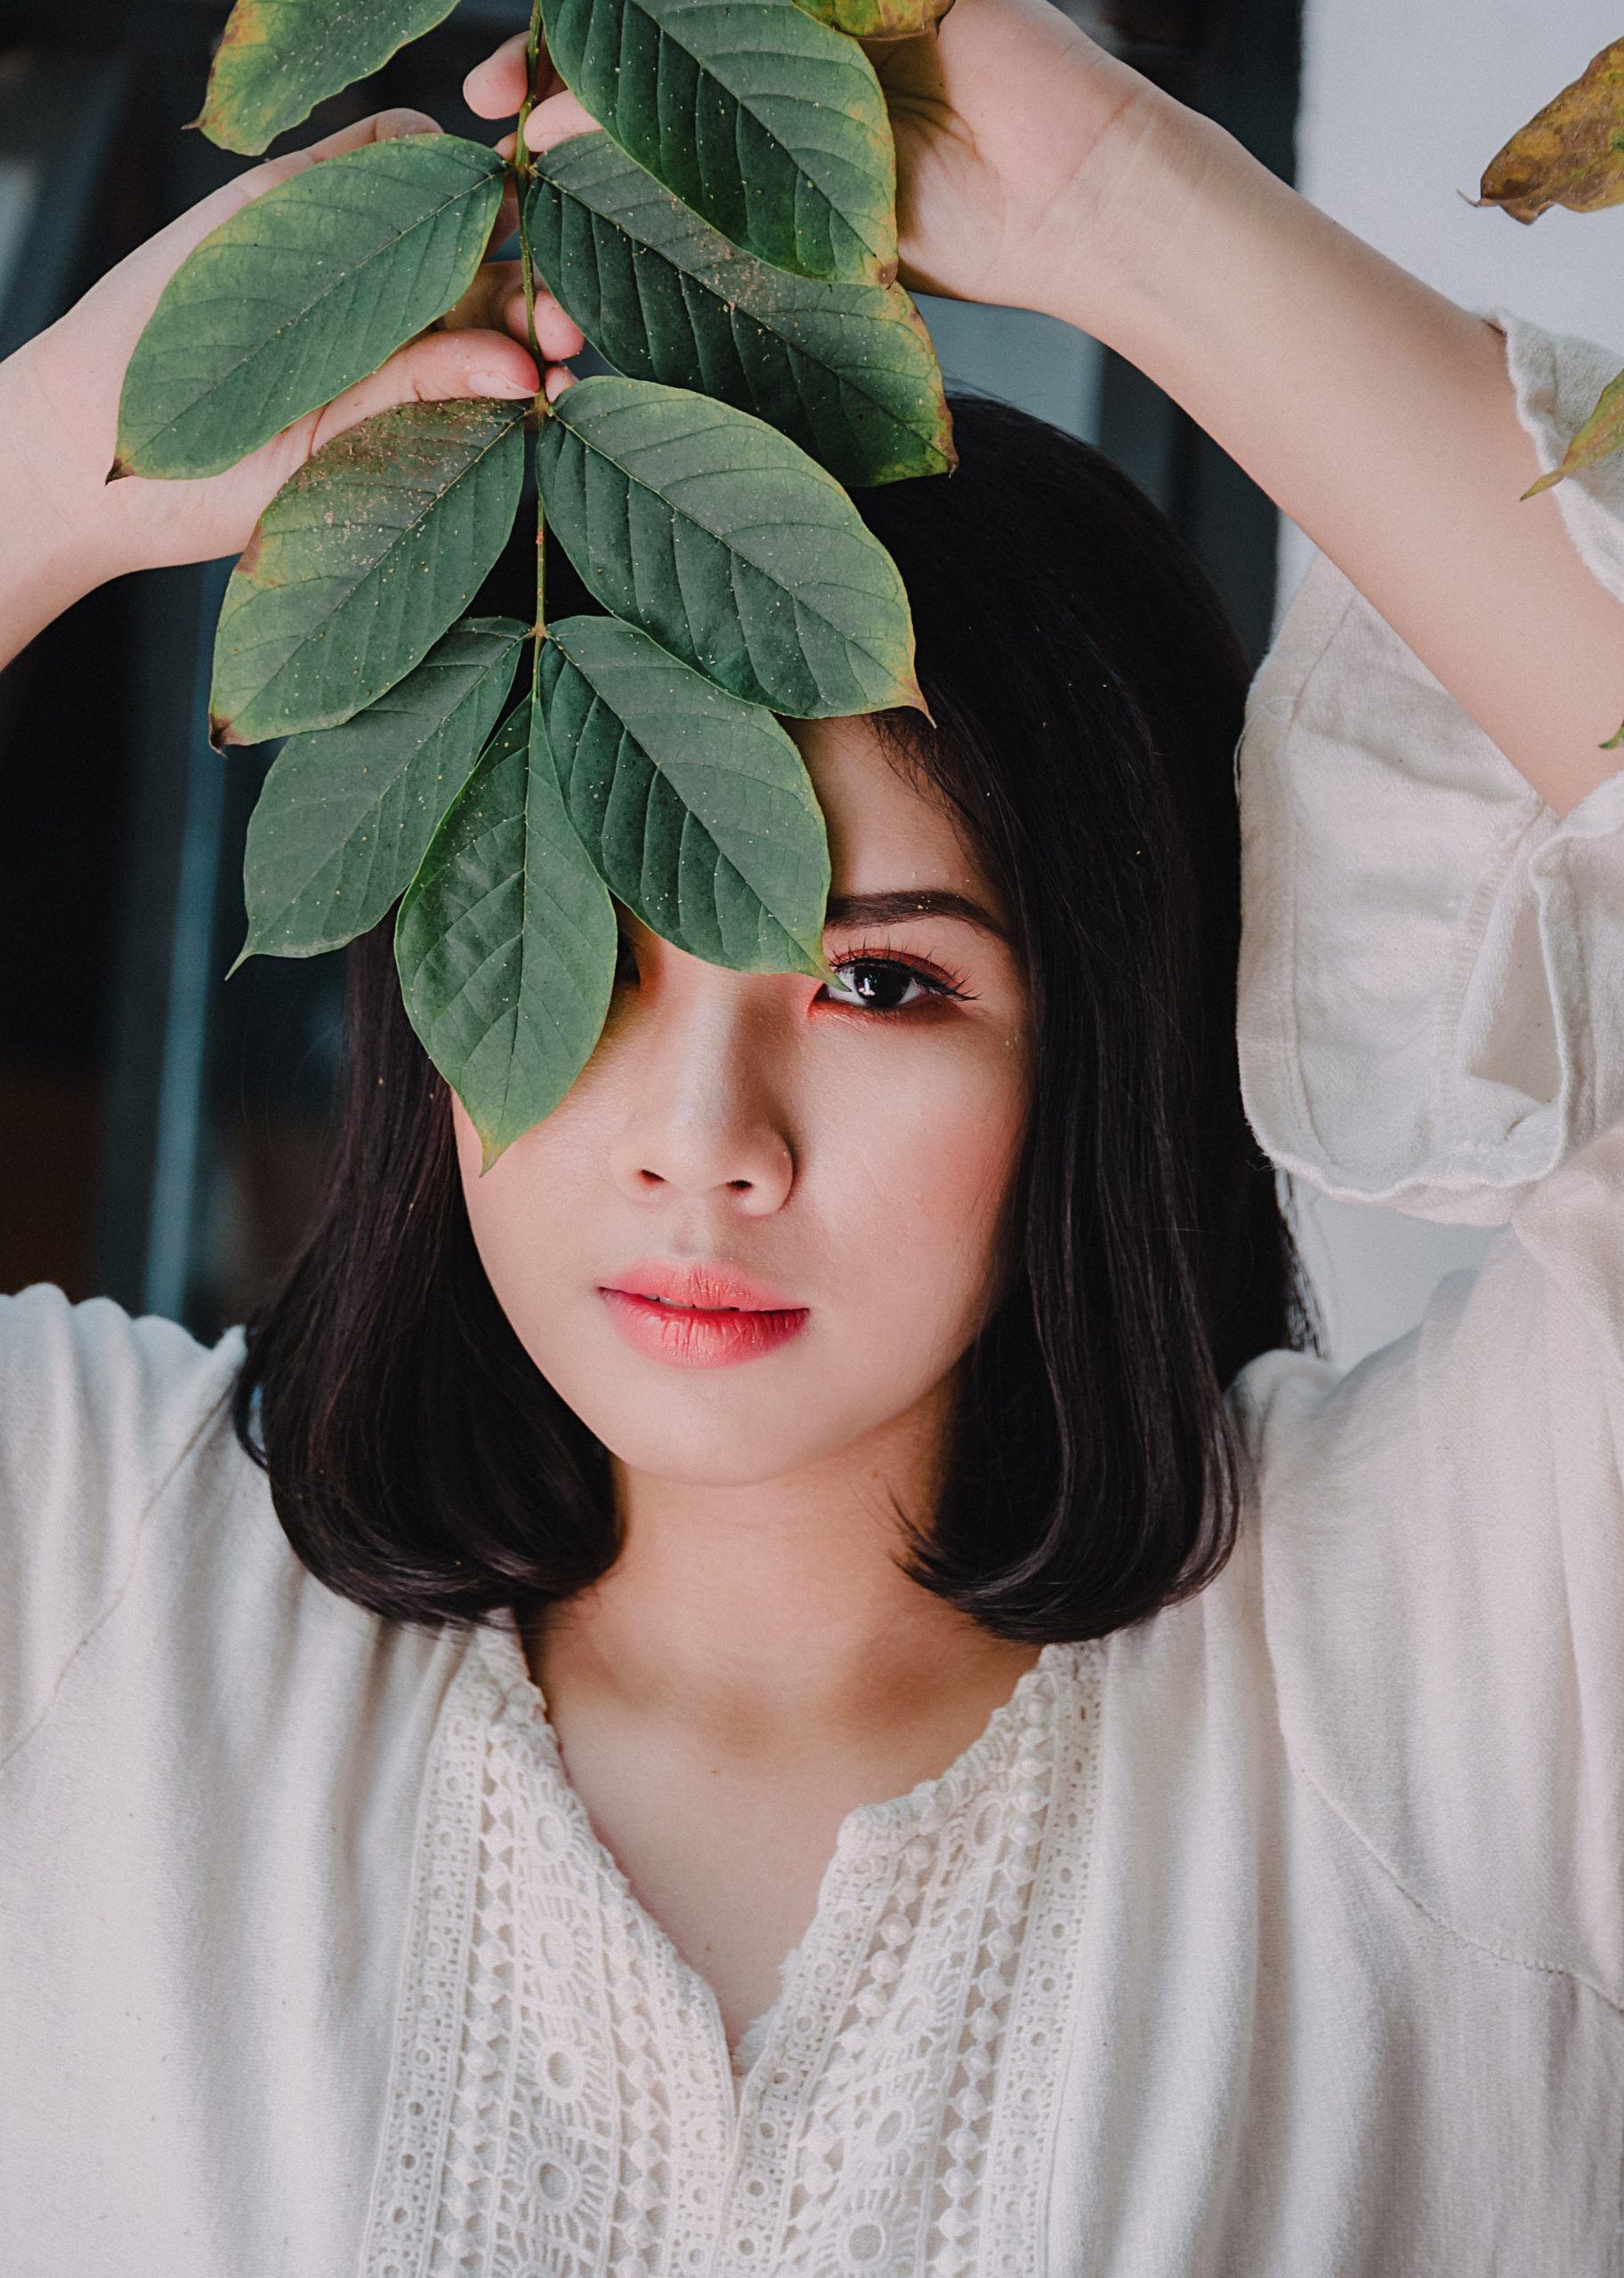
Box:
[1523,364,1624,497]
[1478,35,1624,222]
[198,0,464,155]
[792,0,954,35]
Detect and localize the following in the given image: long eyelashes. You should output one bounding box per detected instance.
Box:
[819,943,975,1017]
[610,934,975,1016]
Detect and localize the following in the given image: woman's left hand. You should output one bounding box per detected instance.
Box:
[465,0,1151,327]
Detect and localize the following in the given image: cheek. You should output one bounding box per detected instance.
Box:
[451,1094,604,1346]
[448,1025,1028,1485]
[805,1030,1028,1350]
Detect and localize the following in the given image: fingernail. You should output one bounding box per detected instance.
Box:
[470,371,537,398]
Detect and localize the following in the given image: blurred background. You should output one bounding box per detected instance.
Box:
[0,0,1618,1360]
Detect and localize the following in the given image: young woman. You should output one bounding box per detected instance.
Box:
[2,2,1620,2269]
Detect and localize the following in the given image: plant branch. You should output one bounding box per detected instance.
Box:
[511,0,545,375]
[512,0,548,639]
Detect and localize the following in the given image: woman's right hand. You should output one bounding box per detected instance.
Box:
[0,107,583,665]
[468,0,1163,329]
[871,0,1163,318]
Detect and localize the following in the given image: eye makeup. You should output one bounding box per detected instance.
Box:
[819,942,975,1017]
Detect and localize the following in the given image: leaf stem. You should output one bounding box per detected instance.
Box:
[512,0,545,375]
[514,0,545,176]
[512,0,549,642]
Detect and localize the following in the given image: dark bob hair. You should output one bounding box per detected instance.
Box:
[234,393,1313,1642]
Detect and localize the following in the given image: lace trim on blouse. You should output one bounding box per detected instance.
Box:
[360,1621,1103,2277]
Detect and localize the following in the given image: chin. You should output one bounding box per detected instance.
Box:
[572,1401,842,1490]
[533,1339,893,1491]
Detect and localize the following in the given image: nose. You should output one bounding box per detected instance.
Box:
[607,965,796,1214]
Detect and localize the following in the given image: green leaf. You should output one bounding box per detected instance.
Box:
[792,0,954,32]
[539,612,829,971]
[238,616,527,962]
[1522,365,1624,497]
[211,398,526,747]
[117,136,506,480]
[198,0,465,156]
[396,694,618,1166]
[539,0,896,285]
[536,376,922,716]
[525,134,952,486]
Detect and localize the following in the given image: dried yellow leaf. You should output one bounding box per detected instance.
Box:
[1523,365,1624,497]
[1478,35,1624,222]
[793,0,955,38]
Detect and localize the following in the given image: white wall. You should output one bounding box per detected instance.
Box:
[1283,1,1624,1364]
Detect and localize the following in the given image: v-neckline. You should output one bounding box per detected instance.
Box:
[472,1612,1080,2096]
[360,1618,1107,2273]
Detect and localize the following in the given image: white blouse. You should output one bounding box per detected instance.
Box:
[3,311,1623,2277]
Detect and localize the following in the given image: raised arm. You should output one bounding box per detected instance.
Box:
[874,0,1624,816]
[1061,87,1624,818]
[0,109,583,674]
[755,0,1624,819]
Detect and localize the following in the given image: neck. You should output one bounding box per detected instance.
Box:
[526,1378,1038,1751]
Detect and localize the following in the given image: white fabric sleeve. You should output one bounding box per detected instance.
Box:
[0,1284,240,1762]
[1236,310,1624,1225]
[1242,1119,1624,2001]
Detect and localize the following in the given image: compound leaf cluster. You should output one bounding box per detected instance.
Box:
[121,0,953,1159]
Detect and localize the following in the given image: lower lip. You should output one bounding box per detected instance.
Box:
[598,1288,810,1369]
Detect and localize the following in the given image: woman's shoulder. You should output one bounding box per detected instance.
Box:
[0,1282,247,1541]
[0,1277,239,1442]
[0,1282,349,1763]
[1223,1231,1624,2004]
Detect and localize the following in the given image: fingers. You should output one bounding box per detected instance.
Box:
[465,31,530,117]
[308,327,540,455]
[230,106,444,211]
[439,263,586,365]
[521,85,600,156]
[64,104,437,365]
[465,29,595,150]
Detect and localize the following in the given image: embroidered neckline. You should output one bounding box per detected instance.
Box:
[361,1616,1104,2276]
[473,1611,1080,1850]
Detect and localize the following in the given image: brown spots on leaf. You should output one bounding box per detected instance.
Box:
[1478,36,1624,222]
[1522,365,1624,497]
[198,0,274,154]
[795,0,954,35]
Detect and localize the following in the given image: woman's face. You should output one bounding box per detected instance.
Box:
[454,714,1031,1488]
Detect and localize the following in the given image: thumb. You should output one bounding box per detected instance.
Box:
[85,109,448,354]
[303,327,539,455]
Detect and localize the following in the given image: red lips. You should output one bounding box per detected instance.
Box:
[597,1258,810,1369]
[605,1258,801,1312]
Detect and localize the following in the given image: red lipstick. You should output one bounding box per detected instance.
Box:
[598,1259,810,1369]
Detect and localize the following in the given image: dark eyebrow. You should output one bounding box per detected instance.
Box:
[824,888,1007,941]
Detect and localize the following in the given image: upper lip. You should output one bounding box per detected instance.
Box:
[602,1259,804,1313]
